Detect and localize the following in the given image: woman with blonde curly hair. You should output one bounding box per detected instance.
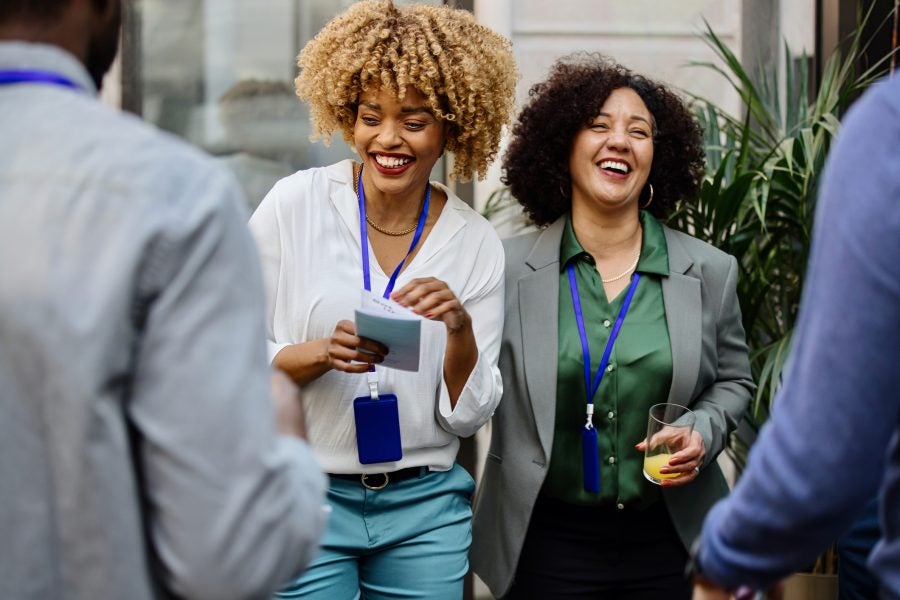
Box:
[247,1,517,598]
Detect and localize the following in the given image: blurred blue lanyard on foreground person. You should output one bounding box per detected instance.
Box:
[0,1,328,599]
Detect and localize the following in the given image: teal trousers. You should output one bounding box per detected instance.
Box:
[276,463,475,600]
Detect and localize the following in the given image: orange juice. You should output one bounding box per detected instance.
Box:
[643,453,682,482]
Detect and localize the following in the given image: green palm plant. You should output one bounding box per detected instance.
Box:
[668,7,897,448]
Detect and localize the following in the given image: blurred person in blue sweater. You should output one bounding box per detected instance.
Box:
[692,73,900,599]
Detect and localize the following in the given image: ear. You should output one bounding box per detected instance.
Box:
[87,0,121,30]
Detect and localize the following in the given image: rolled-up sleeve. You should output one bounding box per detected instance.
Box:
[436,232,505,438]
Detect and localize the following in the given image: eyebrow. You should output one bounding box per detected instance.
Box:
[596,112,653,127]
[360,101,433,115]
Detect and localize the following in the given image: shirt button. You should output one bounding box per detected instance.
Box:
[617,503,625,510]
[603,319,611,328]
[606,364,615,372]
[607,411,615,419]
[608,456,616,464]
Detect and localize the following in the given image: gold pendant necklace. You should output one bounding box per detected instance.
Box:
[354,163,421,236]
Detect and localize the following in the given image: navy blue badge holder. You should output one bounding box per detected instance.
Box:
[353,392,403,464]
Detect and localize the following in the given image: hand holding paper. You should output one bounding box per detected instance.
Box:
[390,276,471,334]
[355,290,422,372]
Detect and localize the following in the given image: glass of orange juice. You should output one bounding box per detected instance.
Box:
[642,403,695,484]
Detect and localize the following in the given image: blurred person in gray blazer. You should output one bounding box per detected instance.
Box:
[471,54,754,599]
[0,1,327,599]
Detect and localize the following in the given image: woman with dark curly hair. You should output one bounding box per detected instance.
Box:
[248,1,517,598]
[471,54,753,599]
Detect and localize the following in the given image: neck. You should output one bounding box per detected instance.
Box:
[571,202,642,260]
[359,166,428,227]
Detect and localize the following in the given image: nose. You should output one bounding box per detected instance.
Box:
[375,122,402,148]
[605,128,631,152]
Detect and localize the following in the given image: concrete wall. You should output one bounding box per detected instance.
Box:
[473,0,749,213]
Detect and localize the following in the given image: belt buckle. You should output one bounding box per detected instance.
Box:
[361,473,389,490]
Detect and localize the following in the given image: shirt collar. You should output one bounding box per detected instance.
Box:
[560,210,670,276]
[0,41,97,95]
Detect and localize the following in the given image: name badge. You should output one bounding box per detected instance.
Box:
[353,393,403,464]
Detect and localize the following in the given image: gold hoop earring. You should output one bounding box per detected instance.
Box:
[641,183,654,209]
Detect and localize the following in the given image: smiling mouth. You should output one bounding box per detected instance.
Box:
[599,159,631,175]
[373,154,413,169]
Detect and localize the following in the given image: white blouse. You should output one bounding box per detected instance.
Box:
[249,160,504,474]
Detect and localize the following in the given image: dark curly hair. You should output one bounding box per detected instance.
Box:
[503,53,705,226]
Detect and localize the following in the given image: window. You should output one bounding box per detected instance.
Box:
[122,0,442,209]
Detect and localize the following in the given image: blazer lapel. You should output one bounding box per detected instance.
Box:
[519,217,566,462]
[662,228,702,405]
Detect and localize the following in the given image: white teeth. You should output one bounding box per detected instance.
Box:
[600,160,630,174]
[374,155,412,169]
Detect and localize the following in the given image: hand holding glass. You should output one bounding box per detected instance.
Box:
[642,403,696,484]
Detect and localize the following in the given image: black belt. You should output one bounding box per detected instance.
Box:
[328,466,430,490]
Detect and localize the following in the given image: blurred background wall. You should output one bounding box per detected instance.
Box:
[109,0,822,211]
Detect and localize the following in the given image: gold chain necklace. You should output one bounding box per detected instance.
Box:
[353,164,420,237]
[601,253,641,283]
[366,215,419,236]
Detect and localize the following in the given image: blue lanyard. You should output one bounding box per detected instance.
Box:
[0,69,80,90]
[357,168,430,298]
[567,265,641,425]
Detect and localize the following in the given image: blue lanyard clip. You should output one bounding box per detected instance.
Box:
[584,403,595,430]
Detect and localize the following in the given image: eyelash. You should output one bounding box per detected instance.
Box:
[589,123,650,138]
[359,115,428,131]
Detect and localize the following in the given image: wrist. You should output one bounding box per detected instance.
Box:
[446,310,472,336]
[316,338,333,370]
[688,543,755,599]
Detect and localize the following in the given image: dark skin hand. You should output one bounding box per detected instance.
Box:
[391,277,477,408]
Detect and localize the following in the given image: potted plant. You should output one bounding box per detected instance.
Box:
[667,6,897,598]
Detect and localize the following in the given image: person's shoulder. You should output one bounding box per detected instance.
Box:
[272,161,347,190]
[260,160,350,208]
[848,76,900,125]
[72,102,240,211]
[502,216,563,266]
[663,225,735,271]
[502,228,543,261]
[82,101,212,172]
[440,185,503,247]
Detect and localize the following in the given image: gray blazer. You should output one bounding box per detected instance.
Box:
[470,216,754,598]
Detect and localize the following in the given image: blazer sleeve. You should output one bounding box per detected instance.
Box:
[692,254,755,468]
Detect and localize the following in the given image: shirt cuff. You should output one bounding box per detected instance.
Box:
[267,340,291,364]
[436,351,501,438]
[696,500,752,590]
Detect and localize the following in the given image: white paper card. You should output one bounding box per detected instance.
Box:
[354,290,422,372]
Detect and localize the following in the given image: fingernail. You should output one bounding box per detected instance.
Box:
[425,313,434,318]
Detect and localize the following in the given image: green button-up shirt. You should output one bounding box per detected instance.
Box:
[542,211,673,508]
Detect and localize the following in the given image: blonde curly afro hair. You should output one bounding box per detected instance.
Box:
[295,0,518,181]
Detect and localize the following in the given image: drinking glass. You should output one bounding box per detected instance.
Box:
[642,403,695,484]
